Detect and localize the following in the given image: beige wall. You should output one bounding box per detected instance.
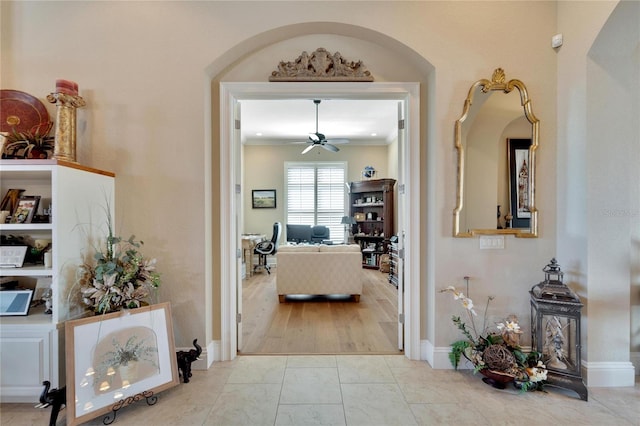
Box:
[556,0,639,382]
[212,2,559,357]
[0,0,558,352]
[2,1,635,381]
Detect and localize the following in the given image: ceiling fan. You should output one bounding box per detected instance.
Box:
[302,99,349,154]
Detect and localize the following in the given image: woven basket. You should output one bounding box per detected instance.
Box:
[379,254,390,272]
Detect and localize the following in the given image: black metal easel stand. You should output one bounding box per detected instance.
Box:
[102,390,157,425]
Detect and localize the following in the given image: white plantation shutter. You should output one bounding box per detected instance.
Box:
[286,162,346,242]
[286,166,315,225]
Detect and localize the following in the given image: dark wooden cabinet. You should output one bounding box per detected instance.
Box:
[349,178,395,269]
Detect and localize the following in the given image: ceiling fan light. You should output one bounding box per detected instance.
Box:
[301,99,346,154]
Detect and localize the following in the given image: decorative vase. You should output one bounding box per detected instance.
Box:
[479,369,515,389]
[27,146,50,159]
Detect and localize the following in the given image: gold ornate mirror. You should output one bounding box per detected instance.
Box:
[453,68,539,237]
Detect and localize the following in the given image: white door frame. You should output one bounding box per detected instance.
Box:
[218,82,422,360]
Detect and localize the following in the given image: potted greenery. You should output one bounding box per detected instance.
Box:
[2,122,55,159]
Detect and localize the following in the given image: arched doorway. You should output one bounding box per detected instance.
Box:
[205,25,434,361]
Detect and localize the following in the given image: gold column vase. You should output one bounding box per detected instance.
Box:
[47,83,85,163]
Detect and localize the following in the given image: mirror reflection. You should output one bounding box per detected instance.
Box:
[453,68,539,237]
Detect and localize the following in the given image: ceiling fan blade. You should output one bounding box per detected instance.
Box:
[301,144,316,154]
[322,143,340,152]
[305,100,339,154]
[325,138,349,144]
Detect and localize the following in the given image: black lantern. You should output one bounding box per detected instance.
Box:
[530,258,588,401]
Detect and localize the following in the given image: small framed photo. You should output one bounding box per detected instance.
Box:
[252,189,276,209]
[10,196,41,224]
[0,246,28,268]
[0,289,34,316]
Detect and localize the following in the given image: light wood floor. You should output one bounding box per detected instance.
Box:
[240,266,401,355]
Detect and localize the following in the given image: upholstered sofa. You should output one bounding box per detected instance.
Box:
[276,244,362,302]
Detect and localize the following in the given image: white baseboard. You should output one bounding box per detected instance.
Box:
[421,339,434,366]
[631,351,640,376]
[421,340,475,370]
[584,361,636,387]
[177,340,217,370]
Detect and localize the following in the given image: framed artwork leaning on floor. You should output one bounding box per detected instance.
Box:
[65,302,179,426]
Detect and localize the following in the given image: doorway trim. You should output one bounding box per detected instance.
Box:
[219,82,421,360]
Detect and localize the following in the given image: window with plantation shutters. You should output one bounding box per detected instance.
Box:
[285,162,346,243]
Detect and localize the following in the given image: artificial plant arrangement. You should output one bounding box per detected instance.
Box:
[2,122,55,159]
[77,208,161,315]
[441,283,547,392]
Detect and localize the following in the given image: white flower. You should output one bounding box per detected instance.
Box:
[526,362,548,382]
[505,321,521,332]
[461,297,477,315]
[440,286,478,315]
[440,285,466,300]
[498,321,522,333]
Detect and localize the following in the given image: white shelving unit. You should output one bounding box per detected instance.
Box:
[0,160,114,402]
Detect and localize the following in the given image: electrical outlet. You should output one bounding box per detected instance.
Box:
[479,235,505,250]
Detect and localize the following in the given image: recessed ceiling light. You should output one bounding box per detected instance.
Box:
[256,132,262,136]
[371,133,377,137]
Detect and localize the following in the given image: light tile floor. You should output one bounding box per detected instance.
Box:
[1,355,638,425]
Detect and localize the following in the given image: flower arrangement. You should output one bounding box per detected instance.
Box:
[78,211,161,314]
[441,284,547,392]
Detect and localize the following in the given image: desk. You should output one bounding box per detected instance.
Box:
[241,234,265,277]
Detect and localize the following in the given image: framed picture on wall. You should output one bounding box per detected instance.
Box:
[252,189,276,209]
[507,138,532,228]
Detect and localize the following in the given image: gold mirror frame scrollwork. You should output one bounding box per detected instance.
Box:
[453,68,539,238]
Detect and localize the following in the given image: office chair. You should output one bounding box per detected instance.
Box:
[310,225,330,243]
[254,222,282,274]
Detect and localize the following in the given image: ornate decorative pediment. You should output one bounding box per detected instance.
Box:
[269,48,374,82]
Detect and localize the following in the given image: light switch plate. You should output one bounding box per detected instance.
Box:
[479,235,505,250]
